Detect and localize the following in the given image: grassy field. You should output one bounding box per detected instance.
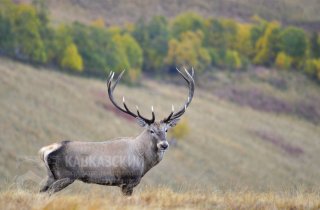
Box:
[1,57,320,208]
[1,188,320,210]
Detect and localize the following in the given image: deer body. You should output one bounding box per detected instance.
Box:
[39,69,194,195]
[40,129,166,194]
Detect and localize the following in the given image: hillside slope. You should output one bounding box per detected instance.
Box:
[46,0,320,26]
[1,58,320,192]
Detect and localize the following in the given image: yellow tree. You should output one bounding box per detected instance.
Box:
[112,33,143,83]
[253,21,281,65]
[170,119,190,140]
[61,43,83,72]
[220,18,238,50]
[304,59,320,80]
[235,23,254,58]
[91,17,105,28]
[165,30,211,73]
[275,52,292,70]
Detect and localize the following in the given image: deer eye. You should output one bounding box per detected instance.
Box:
[150,130,155,134]
[165,129,168,132]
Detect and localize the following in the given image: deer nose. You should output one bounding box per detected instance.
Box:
[160,142,169,150]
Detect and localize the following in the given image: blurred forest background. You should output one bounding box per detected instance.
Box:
[1,0,320,195]
[1,0,320,81]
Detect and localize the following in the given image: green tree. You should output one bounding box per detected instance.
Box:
[60,43,83,72]
[207,48,221,66]
[119,34,143,70]
[204,18,239,68]
[32,0,55,64]
[0,8,14,54]
[0,0,15,54]
[204,18,238,52]
[132,18,148,47]
[132,16,169,73]
[71,23,121,76]
[310,32,320,58]
[225,50,242,70]
[32,0,49,25]
[46,24,73,64]
[204,18,227,50]
[220,19,238,50]
[171,12,205,38]
[145,16,169,72]
[112,33,143,82]
[280,27,308,58]
[12,4,47,63]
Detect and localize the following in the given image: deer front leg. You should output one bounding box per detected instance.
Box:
[121,184,133,196]
[120,178,141,196]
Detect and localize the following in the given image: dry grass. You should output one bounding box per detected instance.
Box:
[206,68,320,123]
[45,0,320,25]
[0,188,319,210]
[1,57,320,193]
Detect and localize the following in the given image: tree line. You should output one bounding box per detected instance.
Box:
[0,0,320,82]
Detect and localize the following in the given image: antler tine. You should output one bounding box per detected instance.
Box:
[176,67,190,84]
[111,70,125,92]
[150,106,155,122]
[162,68,195,123]
[136,106,155,124]
[162,104,174,122]
[123,98,139,117]
[107,71,115,86]
[107,71,113,82]
[107,71,155,124]
[184,67,195,83]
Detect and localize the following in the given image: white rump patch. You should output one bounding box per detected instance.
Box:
[39,143,62,170]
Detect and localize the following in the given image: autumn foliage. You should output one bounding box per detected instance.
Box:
[170,119,190,140]
[0,0,320,82]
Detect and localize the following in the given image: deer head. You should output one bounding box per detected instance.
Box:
[107,68,195,151]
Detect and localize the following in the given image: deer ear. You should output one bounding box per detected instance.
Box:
[167,118,180,128]
[136,117,148,127]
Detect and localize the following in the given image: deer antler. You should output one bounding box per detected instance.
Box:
[162,67,195,123]
[107,71,155,124]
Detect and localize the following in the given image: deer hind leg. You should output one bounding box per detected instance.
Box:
[39,174,56,193]
[47,178,74,194]
[39,142,63,193]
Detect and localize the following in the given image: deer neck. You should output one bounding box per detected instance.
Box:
[135,129,164,174]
